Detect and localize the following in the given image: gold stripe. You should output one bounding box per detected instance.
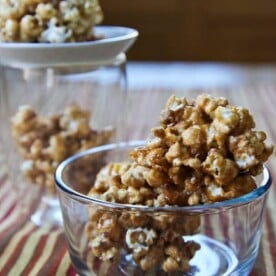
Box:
[55,251,71,276]
[261,222,275,276]
[98,261,110,276]
[7,229,43,276]
[28,229,62,276]
[0,222,34,270]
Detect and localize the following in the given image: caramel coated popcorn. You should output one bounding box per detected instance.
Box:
[85,207,200,273]
[0,0,103,42]
[11,104,113,194]
[128,94,273,204]
[85,94,273,273]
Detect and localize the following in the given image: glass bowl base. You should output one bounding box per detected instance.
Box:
[185,234,239,276]
[119,234,239,276]
[69,233,257,276]
[31,196,63,229]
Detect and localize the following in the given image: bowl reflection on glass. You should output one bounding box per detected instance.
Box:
[55,141,272,276]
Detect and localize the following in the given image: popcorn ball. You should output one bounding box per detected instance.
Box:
[11,104,113,194]
[0,0,103,42]
[84,93,274,274]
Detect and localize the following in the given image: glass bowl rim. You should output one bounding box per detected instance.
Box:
[55,140,272,213]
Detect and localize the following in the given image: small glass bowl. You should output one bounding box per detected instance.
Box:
[55,141,272,276]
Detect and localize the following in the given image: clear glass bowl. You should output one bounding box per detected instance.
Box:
[0,54,127,228]
[55,141,272,276]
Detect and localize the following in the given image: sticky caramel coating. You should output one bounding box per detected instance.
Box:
[85,93,273,273]
[0,0,103,42]
[11,104,113,194]
[87,162,201,272]
[85,207,200,273]
[129,94,273,205]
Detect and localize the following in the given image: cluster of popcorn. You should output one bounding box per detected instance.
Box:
[0,0,103,43]
[85,94,273,273]
[90,94,273,205]
[11,104,113,194]
[85,204,200,273]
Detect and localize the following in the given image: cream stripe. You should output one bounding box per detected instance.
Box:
[263,148,276,237]
[0,192,16,220]
[0,222,34,270]
[232,89,276,236]
[98,261,110,276]
[209,213,224,240]
[0,205,24,233]
[266,181,276,236]
[55,251,71,276]
[261,222,275,276]
[29,229,62,276]
[0,167,7,180]
[7,229,42,276]
[0,180,11,199]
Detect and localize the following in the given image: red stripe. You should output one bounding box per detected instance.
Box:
[35,234,67,275]
[218,212,230,243]
[203,214,214,237]
[250,240,267,276]
[66,264,77,276]
[0,178,10,203]
[21,233,48,276]
[46,243,68,275]
[0,209,30,243]
[92,257,102,274]
[0,201,17,223]
[0,224,37,275]
[232,208,242,250]
[0,175,7,187]
[107,263,117,274]
[0,190,43,242]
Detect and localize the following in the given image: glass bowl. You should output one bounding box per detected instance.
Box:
[0,54,127,229]
[55,141,272,276]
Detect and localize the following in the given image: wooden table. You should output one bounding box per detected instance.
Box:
[0,62,275,275]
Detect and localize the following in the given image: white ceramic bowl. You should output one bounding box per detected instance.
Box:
[0,26,138,67]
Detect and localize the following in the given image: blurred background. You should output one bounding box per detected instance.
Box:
[101,0,276,62]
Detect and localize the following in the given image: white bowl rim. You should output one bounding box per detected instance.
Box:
[55,140,272,213]
[0,26,138,67]
[0,25,138,49]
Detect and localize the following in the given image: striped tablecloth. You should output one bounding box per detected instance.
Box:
[0,79,275,275]
[0,162,75,275]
